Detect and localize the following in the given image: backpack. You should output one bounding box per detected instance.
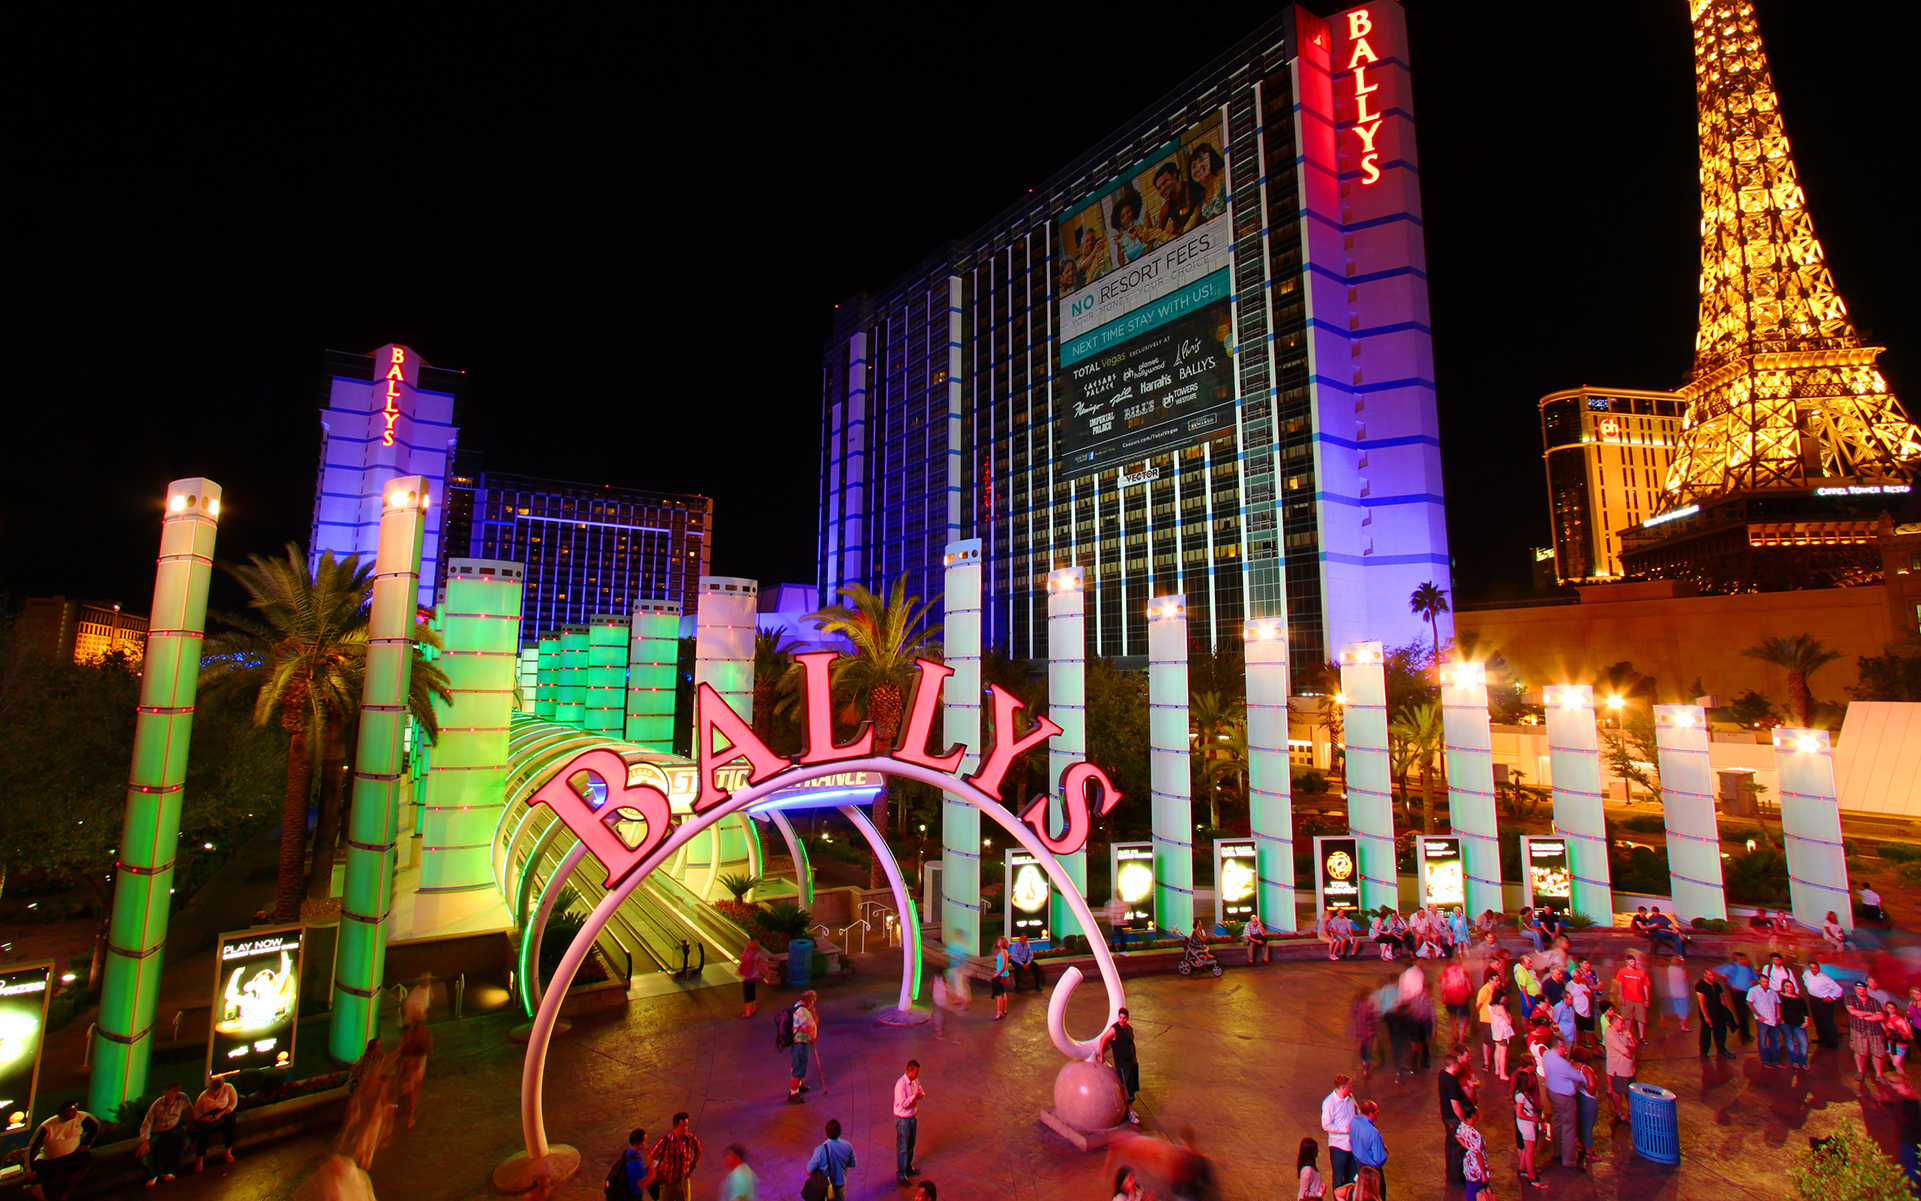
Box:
[775,1003,799,1051]
[604,1149,640,1201]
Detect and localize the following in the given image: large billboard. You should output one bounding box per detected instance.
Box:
[1056,113,1236,480]
[1214,837,1259,927]
[1111,842,1157,933]
[209,926,304,1078]
[0,963,52,1137]
[1521,837,1572,914]
[1418,836,1465,909]
[1315,835,1361,917]
[1004,848,1053,943]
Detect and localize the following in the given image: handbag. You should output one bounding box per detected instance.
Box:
[801,1167,830,1201]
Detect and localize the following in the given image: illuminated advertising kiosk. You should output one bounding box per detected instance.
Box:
[0,963,53,1140]
[209,926,304,1078]
[1521,836,1572,914]
[1418,836,1465,910]
[1005,848,1053,944]
[1315,835,1361,919]
[1111,841,1157,938]
[1214,837,1259,929]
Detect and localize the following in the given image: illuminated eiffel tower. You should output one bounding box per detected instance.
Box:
[1624,0,1921,590]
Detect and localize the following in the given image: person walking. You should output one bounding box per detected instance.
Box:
[1778,975,1812,1069]
[804,1120,856,1200]
[649,1111,702,1201]
[788,990,819,1101]
[893,1060,926,1186]
[394,1017,431,1129]
[1009,934,1044,992]
[188,1074,238,1171]
[1695,969,1736,1058]
[23,1102,98,1201]
[1602,1009,1638,1123]
[1663,960,1692,1033]
[1719,952,1757,1043]
[137,1081,193,1185]
[739,939,760,1019]
[1749,974,1784,1068]
[1441,958,1473,1052]
[345,1039,383,1094]
[1350,1100,1388,1196]
[1099,1009,1144,1125]
[1848,980,1891,1082]
[1351,988,1381,1081]
[1542,1037,1582,1171]
[991,936,1011,1020]
[718,1143,757,1201]
[1438,1050,1472,1186]
[1320,1074,1359,1188]
[1803,959,1846,1049]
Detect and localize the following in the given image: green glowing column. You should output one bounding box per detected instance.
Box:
[1243,618,1296,930]
[517,646,538,712]
[534,632,559,720]
[624,600,680,751]
[555,626,587,727]
[1654,703,1726,921]
[1146,595,1194,936]
[1440,663,1503,918]
[941,540,982,948]
[416,558,524,932]
[1339,642,1397,913]
[584,615,627,737]
[1047,566,1087,939]
[691,578,756,900]
[91,478,221,1113]
[330,476,428,1061]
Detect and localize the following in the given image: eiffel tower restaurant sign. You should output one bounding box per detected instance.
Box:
[529,653,1124,886]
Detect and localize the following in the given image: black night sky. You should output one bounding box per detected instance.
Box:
[7,2,1909,619]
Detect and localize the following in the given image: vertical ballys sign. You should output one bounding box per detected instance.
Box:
[210,927,304,1078]
[0,964,52,1136]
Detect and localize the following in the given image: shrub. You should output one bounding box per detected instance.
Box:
[1877,843,1921,864]
[1566,912,1596,930]
[757,901,813,939]
[1790,1123,1911,1201]
[1292,768,1330,796]
[717,871,763,900]
[808,837,866,866]
[1898,862,1921,888]
[1621,815,1666,834]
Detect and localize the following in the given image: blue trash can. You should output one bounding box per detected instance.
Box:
[786,939,814,988]
[1628,1082,1680,1164]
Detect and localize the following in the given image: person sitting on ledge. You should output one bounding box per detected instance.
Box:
[1643,907,1691,960]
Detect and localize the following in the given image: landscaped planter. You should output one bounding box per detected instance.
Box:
[759,939,843,986]
[561,976,631,1017]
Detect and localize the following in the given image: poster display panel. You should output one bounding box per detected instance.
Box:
[1056,112,1236,480]
[1004,848,1052,942]
[1315,835,1361,917]
[1521,836,1572,913]
[1418,836,1465,909]
[1111,841,1157,934]
[0,963,53,1137]
[1214,837,1259,928]
[209,925,304,1078]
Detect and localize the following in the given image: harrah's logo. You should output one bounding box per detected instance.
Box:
[1345,9,1384,186]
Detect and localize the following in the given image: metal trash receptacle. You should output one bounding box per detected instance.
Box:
[785,939,814,988]
[1629,1082,1680,1164]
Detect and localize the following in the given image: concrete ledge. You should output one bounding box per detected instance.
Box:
[1037,1107,1128,1152]
[560,977,630,1017]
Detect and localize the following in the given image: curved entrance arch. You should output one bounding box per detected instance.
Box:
[499,754,1128,1186]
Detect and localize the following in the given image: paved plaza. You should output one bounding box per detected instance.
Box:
[126,937,1890,1201]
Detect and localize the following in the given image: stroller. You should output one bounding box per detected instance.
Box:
[1177,935,1224,978]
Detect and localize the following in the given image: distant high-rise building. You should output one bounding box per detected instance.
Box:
[1539,387,1686,583]
[454,472,712,643]
[310,344,465,607]
[435,447,485,600]
[17,597,148,665]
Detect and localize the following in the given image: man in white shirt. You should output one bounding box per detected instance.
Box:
[191,1074,240,1171]
[1760,952,1796,992]
[26,1103,99,1201]
[1803,960,1847,1049]
[1748,980,1785,1069]
[1321,1074,1358,1187]
[893,1060,926,1187]
[1860,883,1885,922]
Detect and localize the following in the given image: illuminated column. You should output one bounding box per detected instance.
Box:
[1047,566,1088,938]
[1338,642,1396,913]
[1243,618,1295,931]
[1147,595,1194,935]
[330,476,428,1061]
[624,600,681,752]
[1773,727,1850,930]
[1654,704,1726,921]
[941,541,983,948]
[1545,685,1613,920]
[583,615,628,737]
[555,626,587,727]
[534,632,559,720]
[517,647,538,713]
[415,558,523,933]
[693,579,757,901]
[92,479,221,1112]
[1439,662,1503,918]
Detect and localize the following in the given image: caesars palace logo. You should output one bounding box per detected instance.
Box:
[1325,851,1355,881]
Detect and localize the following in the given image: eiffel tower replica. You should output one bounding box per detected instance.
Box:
[1621,0,1920,591]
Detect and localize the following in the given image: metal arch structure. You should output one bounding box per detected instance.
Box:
[498,754,1128,1186]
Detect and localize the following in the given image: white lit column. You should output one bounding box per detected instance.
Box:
[1047,565,1087,938]
[1545,685,1613,920]
[1339,642,1396,912]
[1654,704,1726,921]
[942,541,983,948]
[1147,595,1193,936]
[1773,727,1849,931]
[1243,618,1295,930]
[625,600,680,752]
[691,578,757,900]
[1440,662,1503,918]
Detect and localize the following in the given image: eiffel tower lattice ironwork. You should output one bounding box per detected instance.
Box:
[1662,0,1919,506]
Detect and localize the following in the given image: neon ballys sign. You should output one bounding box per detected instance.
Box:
[1345,8,1385,186]
[381,346,406,447]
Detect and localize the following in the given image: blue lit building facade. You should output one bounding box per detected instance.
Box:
[819,2,1450,671]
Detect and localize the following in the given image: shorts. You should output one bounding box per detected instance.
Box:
[1516,1119,1537,1142]
[743,979,757,1003]
[991,976,1006,998]
[1576,1014,1595,1033]
[1621,1000,1648,1023]
[1609,1073,1633,1095]
[1853,1028,1889,1058]
[1448,1003,1470,1020]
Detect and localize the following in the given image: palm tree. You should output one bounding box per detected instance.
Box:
[1190,690,1240,829]
[201,544,451,921]
[1409,582,1450,668]
[1390,701,1445,833]
[1742,633,1843,727]
[752,625,802,747]
[803,581,942,877]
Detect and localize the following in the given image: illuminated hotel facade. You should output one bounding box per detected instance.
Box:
[818,2,1450,671]
[310,344,465,607]
[1539,387,1685,583]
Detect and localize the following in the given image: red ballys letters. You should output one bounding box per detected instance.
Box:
[793,652,876,764]
[1345,9,1384,186]
[890,659,965,773]
[692,683,789,811]
[381,346,405,447]
[1019,762,1123,855]
[527,748,672,888]
[964,685,1064,802]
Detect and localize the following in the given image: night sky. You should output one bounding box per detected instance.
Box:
[8,2,1908,619]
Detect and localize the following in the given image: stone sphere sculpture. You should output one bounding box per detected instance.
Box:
[1052,1059,1127,1131]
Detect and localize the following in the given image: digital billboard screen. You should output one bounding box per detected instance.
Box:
[1523,837,1572,913]
[1112,842,1157,929]
[209,926,303,1078]
[1419,837,1465,908]
[1215,838,1258,925]
[0,964,52,1137]
[1316,836,1360,916]
[1056,112,1236,481]
[1005,849,1052,942]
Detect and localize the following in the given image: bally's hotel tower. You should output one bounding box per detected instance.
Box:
[819,1,1450,668]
